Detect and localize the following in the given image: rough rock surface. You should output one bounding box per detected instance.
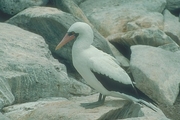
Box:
[3,94,168,120]
[6,6,114,62]
[166,0,180,11]
[78,0,166,37]
[163,9,180,45]
[0,22,91,104]
[0,0,179,119]
[0,0,48,15]
[53,0,92,26]
[130,45,180,105]
[0,77,14,109]
[0,112,10,120]
[109,27,177,47]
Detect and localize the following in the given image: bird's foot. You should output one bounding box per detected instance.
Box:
[80,101,104,109]
[80,93,106,109]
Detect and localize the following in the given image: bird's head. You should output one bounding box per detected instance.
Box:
[55,22,93,50]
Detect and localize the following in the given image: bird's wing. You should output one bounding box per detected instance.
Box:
[87,51,138,96]
[88,51,132,85]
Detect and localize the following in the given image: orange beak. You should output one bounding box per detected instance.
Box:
[55,33,76,50]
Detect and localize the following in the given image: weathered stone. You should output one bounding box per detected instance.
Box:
[158,42,180,52]
[166,0,180,11]
[109,27,177,47]
[7,6,114,62]
[0,0,48,15]
[163,9,180,45]
[0,77,14,109]
[0,22,91,104]
[0,113,11,120]
[130,45,180,105]
[78,0,166,37]
[3,94,168,120]
[53,0,92,26]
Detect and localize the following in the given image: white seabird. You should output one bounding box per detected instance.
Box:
[55,22,158,110]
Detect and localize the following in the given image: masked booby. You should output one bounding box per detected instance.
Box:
[55,22,158,110]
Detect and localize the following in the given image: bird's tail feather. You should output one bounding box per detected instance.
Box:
[134,86,157,106]
[132,86,160,112]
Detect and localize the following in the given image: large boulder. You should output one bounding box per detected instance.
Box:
[109,27,179,59]
[6,6,114,62]
[78,0,166,37]
[0,0,48,15]
[3,94,168,120]
[0,22,91,104]
[109,27,177,47]
[130,45,180,105]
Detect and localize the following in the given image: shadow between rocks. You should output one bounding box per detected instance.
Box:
[98,102,142,120]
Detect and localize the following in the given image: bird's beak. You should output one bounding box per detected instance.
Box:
[55,33,76,50]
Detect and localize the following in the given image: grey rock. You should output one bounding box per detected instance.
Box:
[0,112,11,120]
[3,94,168,120]
[130,45,180,105]
[0,77,14,109]
[7,6,114,62]
[54,0,92,26]
[78,0,166,37]
[0,0,48,15]
[163,9,180,45]
[110,27,177,47]
[0,22,91,104]
[158,42,180,52]
[166,0,180,11]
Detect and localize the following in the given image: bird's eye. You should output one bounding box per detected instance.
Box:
[68,31,75,36]
[67,31,79,37]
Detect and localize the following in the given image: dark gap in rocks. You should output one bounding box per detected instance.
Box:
[0,10,12,22]
[47,0,68,13]
[52,52,82,80]
[110,42,131,60]
[169,8,180,17]
[46,0,56,7]
[52,52,76,73]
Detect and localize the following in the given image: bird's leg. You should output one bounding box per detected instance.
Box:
[80,93,106,109]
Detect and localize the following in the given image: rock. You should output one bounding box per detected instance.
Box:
[0,112,11,120]
[166,0,180,11]
[0,22,91,104]
[0,0,48,15]
[7,6,114,62]
[163,9,180,45]
[78,0,166,37]
[108,27,179,59]
[3,94,168,120]
[130,45,180,105]
[158,43,180,52]
[0,77,14,109]
[53,0,92,26]
[109,27,177,47]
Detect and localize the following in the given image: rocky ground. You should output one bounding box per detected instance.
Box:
[0,0,180,120]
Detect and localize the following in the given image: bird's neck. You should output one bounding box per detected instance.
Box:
[72,32,93,52]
